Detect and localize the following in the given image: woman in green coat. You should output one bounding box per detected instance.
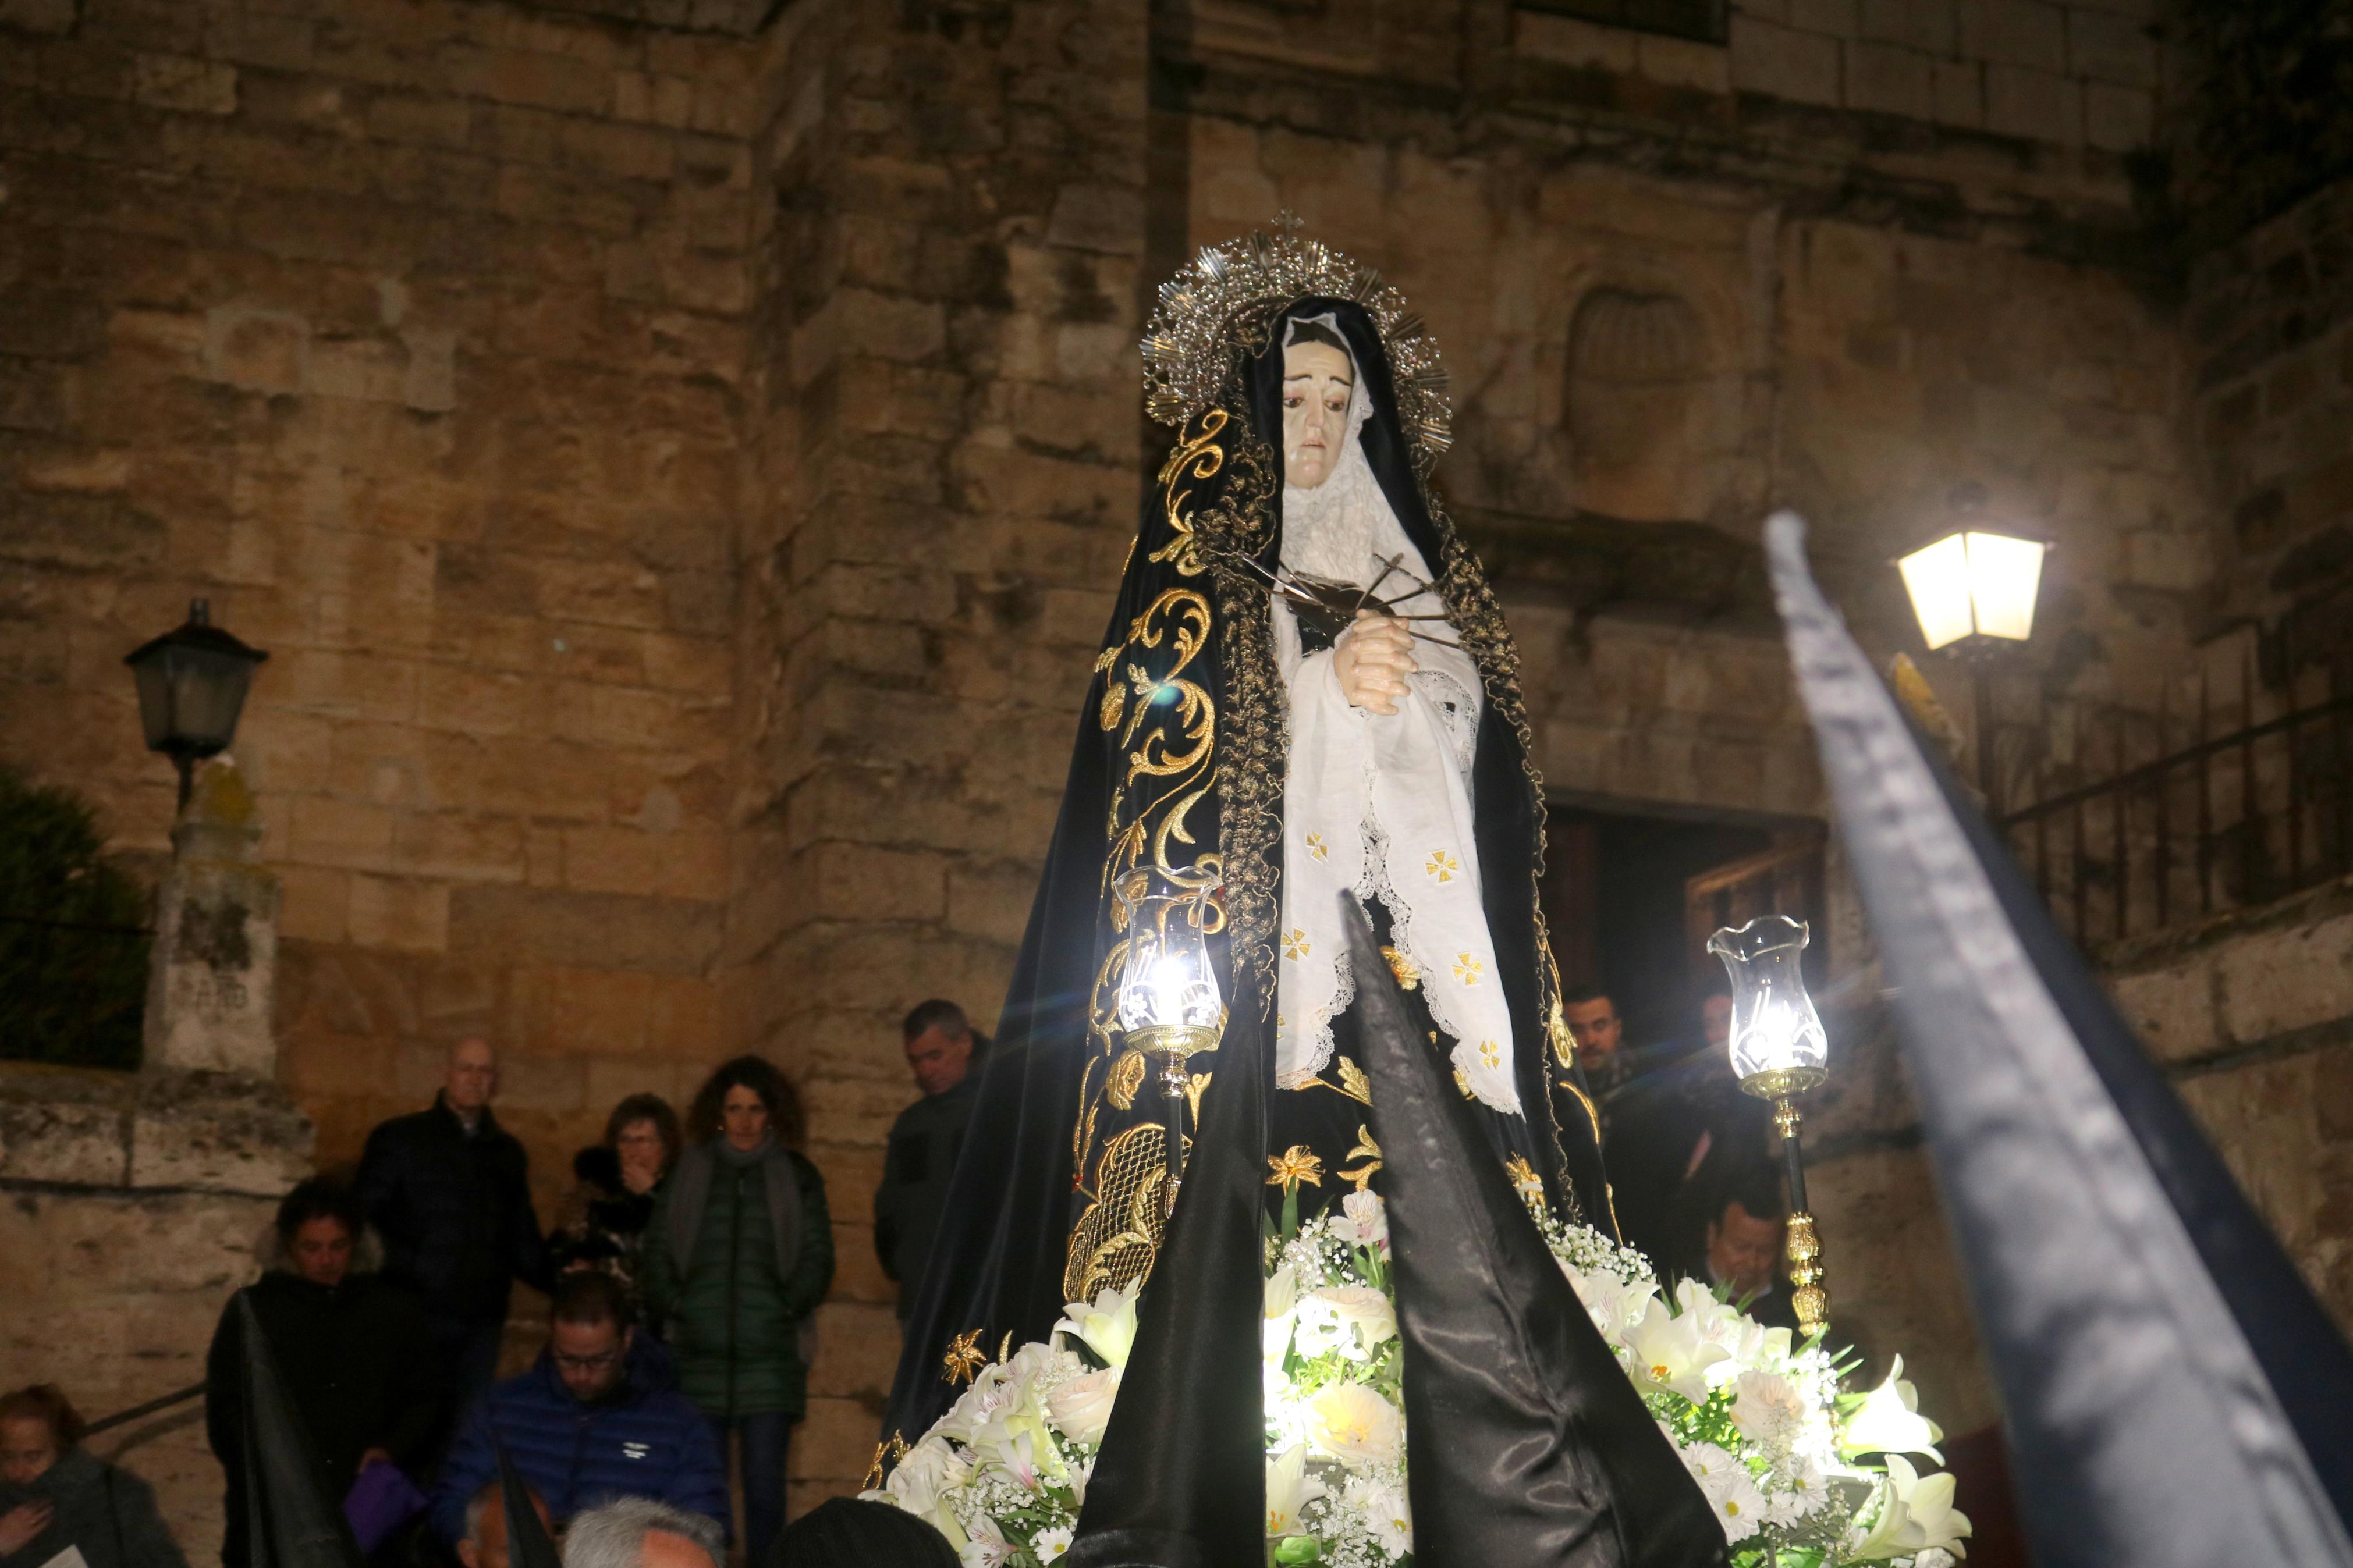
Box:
[643,1056,833,1567]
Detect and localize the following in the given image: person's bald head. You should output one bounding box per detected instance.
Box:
[447,1037,498,1114]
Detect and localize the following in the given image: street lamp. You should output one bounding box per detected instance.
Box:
[1895,486,2049,797]
[1707,913,1832,1336]
[1113,870,1223,1217]
[125,598,269,811]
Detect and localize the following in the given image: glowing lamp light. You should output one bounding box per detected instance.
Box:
[1113,872,1225,1216]
[1897,530,2047,653]
[1708,913,1832,1335]
[1707,915,1829,1092]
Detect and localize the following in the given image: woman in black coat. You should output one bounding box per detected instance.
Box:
[205,1181,439,1566]
[0,1385,184,1568]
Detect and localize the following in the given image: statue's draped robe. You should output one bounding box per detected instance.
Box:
[884,298,1612,1443]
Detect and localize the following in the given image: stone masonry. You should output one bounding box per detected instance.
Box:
[2,0,2347,1545]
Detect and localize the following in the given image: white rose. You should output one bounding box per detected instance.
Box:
[1044,1365,1122,1447]
[1726,1369,1808,1455]
[1306,1382,1405,1469]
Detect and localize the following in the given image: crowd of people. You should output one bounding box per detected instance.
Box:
[0,1001,986,1568]
[1559,978,1802,1329]
[0,977,1814,1568]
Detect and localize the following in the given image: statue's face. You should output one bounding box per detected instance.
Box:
[1282,340,1354,489]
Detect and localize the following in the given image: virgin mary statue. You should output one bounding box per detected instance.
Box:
[886,223,1612,1441]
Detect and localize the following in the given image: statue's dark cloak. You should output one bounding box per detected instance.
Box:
[883,297,1610,1443]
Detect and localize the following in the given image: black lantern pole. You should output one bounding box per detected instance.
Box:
[124,598,269,812]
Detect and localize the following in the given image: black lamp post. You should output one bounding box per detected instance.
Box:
[125,598,269,811]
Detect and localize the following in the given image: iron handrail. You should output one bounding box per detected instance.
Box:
[1997,690,2353,827]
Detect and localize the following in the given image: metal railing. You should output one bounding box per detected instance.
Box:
[0,911,151,1069]
[1995,650,2353,950]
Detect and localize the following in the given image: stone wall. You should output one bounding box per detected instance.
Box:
[0,0,774,1190]
[0,1062,313,1567]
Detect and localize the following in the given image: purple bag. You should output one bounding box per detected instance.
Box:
[343,1460,427,1557]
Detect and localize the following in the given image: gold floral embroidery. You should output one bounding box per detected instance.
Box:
[1282,928,1311,961]
[1504,1155,1547,1215]
[1105,1048,1148,1111]
[1451,952,1484,986]
[942,1330,988,1386]
[1477,1039,1503,1069]
[1266,1145,1325,1196]
[1336,1055,1374,1105]
[1148,408,1226,577]
[1099,681,1126,730]
[1305,831,1328,862]
[1425,849,1460,883]
[1378,944,1420,990]
[1341,1125,1382,1190]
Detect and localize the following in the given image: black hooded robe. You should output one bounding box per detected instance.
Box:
[884,296,1612,1444]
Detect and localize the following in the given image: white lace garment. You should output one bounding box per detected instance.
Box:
[1272,316,1521,1115]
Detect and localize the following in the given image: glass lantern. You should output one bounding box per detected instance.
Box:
[1705,913,1829,1097]
[1112,870,1223,1214]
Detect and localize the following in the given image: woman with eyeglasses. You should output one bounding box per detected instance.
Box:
[643,1058,833,1568]
[552,1094,684,1311]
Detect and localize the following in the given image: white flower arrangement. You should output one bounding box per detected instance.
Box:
[865,1194,1970,1568]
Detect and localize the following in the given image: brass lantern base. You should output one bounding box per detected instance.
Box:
[1737,1065,1827,1101]
[1784,1212,1829,1336]
[1129,1023,1218,1215]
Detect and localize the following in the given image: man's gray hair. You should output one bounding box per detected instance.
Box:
[560,1498,722,1568]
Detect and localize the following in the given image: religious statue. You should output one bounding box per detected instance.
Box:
[886,222,1612,1442]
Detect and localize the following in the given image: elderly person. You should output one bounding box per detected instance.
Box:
[560,1498,719,1568]
[206,1178,438,1566]
[643,1057,833,1568]
[0,1386,184,1568]
[357,1037,552,1427]
[552,1094,683,1307]
[874,1001,982,1320]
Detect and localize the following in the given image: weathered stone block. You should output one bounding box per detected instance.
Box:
[1730,15,1843,106]
[127,1071,313,1195]
[2217,911,2353,1045]
[0,1069,131,1186]
[1844,40,1935,120]
[1984,60,2082,143]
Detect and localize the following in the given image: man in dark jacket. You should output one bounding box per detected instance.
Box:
[356,1037,551,1418]
[205,1180,439,1566]
[428,1273,726,1547]
[872,1000,982,1318]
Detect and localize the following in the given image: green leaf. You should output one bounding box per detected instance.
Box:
[1272,1535,1322,1564]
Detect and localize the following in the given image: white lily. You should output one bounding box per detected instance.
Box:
[1621,1295,1730,1404]
[957,1512,1016,1568]
[1886,1453,1971,1557]
[1054,1281,1143,1370]
[1265,1443,1329,1538]
[1840,1356,1944,1462]
[1338,1189,1390,1253]
[1566,1264,1656,1339]
[1264,1265,1300,1364]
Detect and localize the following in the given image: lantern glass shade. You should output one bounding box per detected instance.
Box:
[1897,529,2046,651]
[1706,914,1829,1087]
[1114,874,1222,1035]
[124,599,268,760]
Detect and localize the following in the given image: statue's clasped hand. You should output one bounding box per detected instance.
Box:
[1333,609,1418,714]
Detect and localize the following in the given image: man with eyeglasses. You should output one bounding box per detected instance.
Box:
[428,1274,726,1550]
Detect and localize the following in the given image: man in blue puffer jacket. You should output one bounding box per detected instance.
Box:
[428,1273,726,1547]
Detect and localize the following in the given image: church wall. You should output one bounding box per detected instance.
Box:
[1165,3,2200,1438]
[736,0,1153,1510]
